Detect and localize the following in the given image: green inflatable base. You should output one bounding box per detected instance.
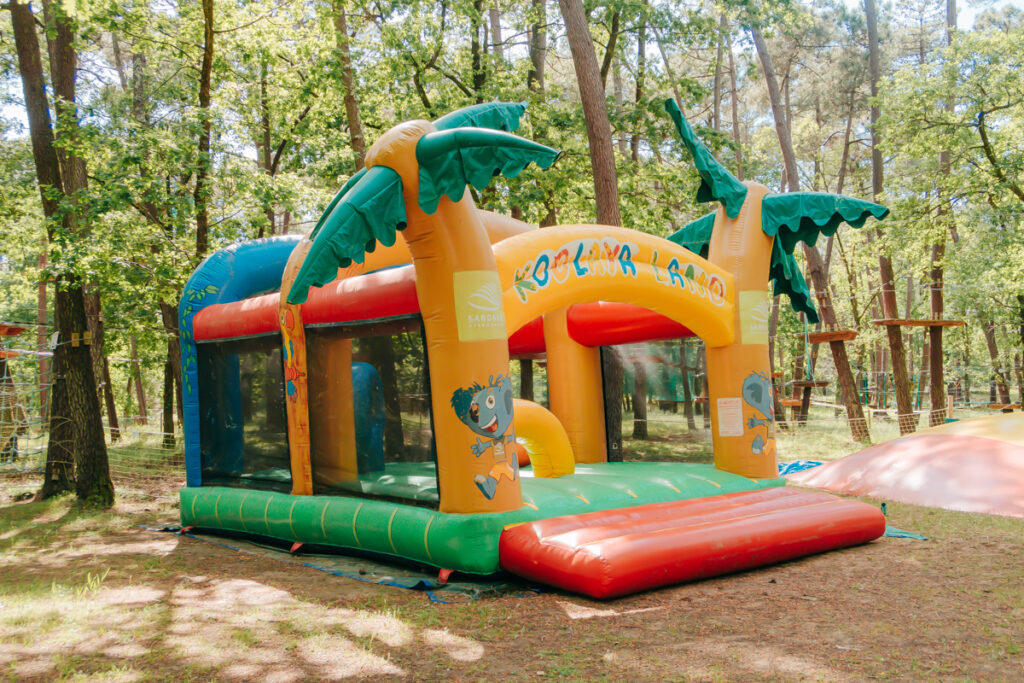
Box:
[180,462,783,575]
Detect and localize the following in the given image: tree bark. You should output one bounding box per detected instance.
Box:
[16,0,114,502]
[162,351,175,450]
[45,0,114,503]
[631,361,647,440]
[679,341,696,430]
[867,0,915,434]
[726,31,743,179]
[527,0,546,91]
[195,0,214,258]
[558,0,621,226]
[11,0,74,497]
[750,21,869,442]
[983,323,1011,404]
[928,0,956,426]
[519,359,534,401]
[712,14,726,131]
[471,0,486,101]
[560,0,623,454]
[489,3,502,57]
[84,289,120,442]
[631,7,646,163]
[333,0,366,170]
[129,337,148,425]
[37,244,50,424]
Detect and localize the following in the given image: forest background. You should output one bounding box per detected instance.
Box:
[1,0,1023,503]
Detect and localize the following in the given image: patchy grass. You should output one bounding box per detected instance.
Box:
[1,410,1023,682]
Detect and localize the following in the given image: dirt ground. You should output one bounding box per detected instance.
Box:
[0,474,1021,682]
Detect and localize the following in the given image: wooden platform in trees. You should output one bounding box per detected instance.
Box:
[871,319,965,328]
[0,324,26,337]
[807,329,858,343]
[791,380,830,388]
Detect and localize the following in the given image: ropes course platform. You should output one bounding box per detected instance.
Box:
[807,329,858,343]
[871,319,965,328]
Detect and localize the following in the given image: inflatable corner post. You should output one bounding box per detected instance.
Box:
[664,99,777,479]
[705,182,778,479]
[285,109,559,514]
[664,98,888,479]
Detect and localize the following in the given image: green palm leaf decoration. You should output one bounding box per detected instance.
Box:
[668,212,715,257]
[415,127,560,214]
[761,193,890,255]
[433,101,528,133]
[309,167,367,240]
[669,212,819,323]
[287,166,406,305]
[664,99,747,219]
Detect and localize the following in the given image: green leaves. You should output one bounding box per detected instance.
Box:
[287,167,407,306]
[414,128,560,214]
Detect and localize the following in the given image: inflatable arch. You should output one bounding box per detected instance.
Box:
[178,101,890,597]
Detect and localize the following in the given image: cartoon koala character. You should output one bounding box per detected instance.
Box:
[741,371,775,456]
[450,374,517,500]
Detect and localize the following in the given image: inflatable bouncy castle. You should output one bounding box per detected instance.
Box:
[178,102,888,598]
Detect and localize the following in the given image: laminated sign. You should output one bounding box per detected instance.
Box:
[453,270,507,341]
[739,290,770,345]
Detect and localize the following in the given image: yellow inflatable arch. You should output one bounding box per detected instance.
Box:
[491,225,736,465]
[494,225,735,346]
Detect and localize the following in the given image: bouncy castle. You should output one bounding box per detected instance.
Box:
[178,101,887,598]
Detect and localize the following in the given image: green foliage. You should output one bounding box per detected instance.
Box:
[1,0,1023,429]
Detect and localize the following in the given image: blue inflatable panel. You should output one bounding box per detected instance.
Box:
[179,235,303,487]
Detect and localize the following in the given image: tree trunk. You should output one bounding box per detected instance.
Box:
[750,21,869,442]
[11,0,73,497]
[726,31,743,179]
[918,333,929,409]
[162,351,175,450]
[712,14,726,131]
[471,0,486,101]
[632,361,647,440]
[1011,352,1019,405]
[333,0,366,170]
[560,0,623,454]
[519,359,534,401]
[37,244,50,424]
[630,7,646,163]
[527,0,546,91]
[489,3,502,57]
[17,0,113,502]
[699,345,711,429]
[84,289,120,442]
[195,0,214,258]
[927,0,957,426]
[867,0,915,434]
[558,0,621,226]
[679,341,696,430]
[983,323,1011,404]
[129,337,148,425]
[159,301,183,411]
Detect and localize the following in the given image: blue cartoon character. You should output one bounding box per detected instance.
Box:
[741,371,774,455]
[450,374,517,500]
